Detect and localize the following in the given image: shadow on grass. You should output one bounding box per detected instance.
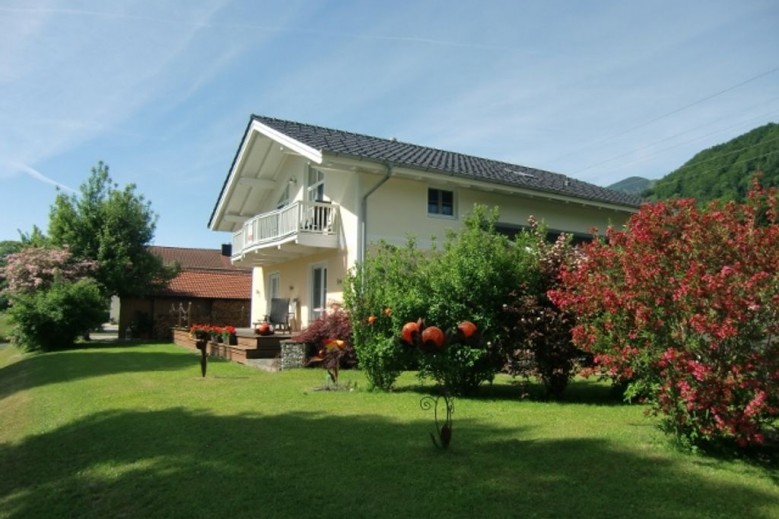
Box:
[0,346,197,401]
[1,408,776,519]
[394,376,626,406]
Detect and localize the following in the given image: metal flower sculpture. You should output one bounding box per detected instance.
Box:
[400,319,481,450]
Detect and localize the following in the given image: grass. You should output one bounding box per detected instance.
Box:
[0,312,11,342]
[0,342,777,519]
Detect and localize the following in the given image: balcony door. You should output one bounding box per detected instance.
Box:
[307,167,325,202]
[310,263,327,321]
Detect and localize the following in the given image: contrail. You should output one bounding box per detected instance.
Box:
[13,162,77,193]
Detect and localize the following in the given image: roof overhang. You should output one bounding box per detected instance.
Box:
[208,118,323,232]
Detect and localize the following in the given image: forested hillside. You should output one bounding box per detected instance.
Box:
[607,176,653,195]
[643,122,779,202]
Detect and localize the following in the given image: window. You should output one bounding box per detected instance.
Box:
[428,188,454,216]
[311,263,327,321]
[268,272,280,307]
[307,167,325,202]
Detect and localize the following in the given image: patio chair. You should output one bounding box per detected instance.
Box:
[265,297,290,332]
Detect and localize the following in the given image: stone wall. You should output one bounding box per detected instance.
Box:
[280,341,307,370]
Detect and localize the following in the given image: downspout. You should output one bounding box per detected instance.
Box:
[358,163,393,265]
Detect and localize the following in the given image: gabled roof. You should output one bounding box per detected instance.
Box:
[149,246,248,271]
[154,270,250,300]
[250,115,642,208]
[148,246,251,300]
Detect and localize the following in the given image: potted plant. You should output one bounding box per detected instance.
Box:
[221,325,237,345]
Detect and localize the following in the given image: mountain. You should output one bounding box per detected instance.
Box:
[607,176,653,195]
[643,122,779,203]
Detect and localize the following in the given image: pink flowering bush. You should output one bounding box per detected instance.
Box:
[550,179,779,449]
[3,246,98,294]
[2,246,105,351]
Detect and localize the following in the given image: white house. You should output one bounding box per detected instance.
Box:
[208,115,640,330]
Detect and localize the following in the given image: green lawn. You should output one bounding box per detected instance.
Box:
[0,313,11,342]
[0,343,776,519]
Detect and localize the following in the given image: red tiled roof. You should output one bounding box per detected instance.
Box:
[148,246,251,300]
[155,269,251,300]
[149,246,249,271]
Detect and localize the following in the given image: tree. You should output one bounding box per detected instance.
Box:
[3,246,106,351]
[550,180,779,449]
[48,162,176,297]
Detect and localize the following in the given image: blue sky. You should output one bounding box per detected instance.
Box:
[1,0,778,249]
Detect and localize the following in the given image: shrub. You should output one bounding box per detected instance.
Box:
[2,246,98,294]
[3,246,106,351]
[418,206,536,395]
[293,303,356,368]
[550,179,779,449]
[344,242,423,390]
[9,278,107,351]
[503,219,582,398]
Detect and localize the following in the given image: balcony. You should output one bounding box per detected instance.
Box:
[231,201,340,267]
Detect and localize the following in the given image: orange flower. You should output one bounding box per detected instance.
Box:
[367,315,377,325]
[383,307,393,317]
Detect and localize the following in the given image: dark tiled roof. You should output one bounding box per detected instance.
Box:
[252,115,642,208]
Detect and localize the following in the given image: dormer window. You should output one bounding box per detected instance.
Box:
[428,188,455,217]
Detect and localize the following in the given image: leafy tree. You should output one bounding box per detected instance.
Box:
[48,161,176,297]
[550,180,779,449]
[3,246,106,351]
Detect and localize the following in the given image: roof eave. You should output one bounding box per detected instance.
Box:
[208,116,324,231]
[320,150,641,213]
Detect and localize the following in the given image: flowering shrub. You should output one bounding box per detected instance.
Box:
[2,246,98,294]
[550,179,779,449]
[3,246,105,351]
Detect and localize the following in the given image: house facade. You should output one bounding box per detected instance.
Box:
[208,115,641,330]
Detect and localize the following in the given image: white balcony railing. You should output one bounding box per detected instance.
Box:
[232,201,338,259]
